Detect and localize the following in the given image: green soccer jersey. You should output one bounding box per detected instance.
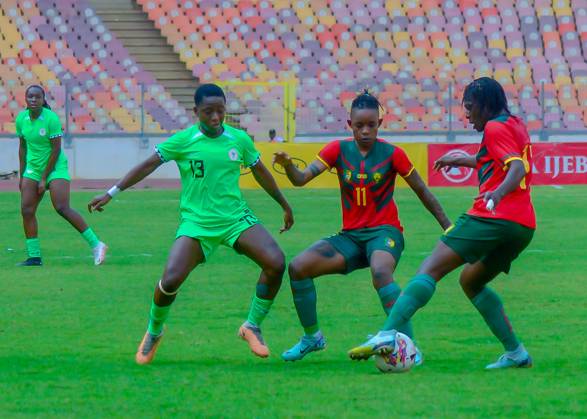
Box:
[15,107,68,172]
[155,123,261,228]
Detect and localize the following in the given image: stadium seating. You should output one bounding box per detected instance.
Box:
[2,1,587,135]
[0,0,190,134]
[136,0,587,133]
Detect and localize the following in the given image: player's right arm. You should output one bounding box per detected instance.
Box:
[433,154,477,170]
[88,153,163,212]
[272,152,328,186]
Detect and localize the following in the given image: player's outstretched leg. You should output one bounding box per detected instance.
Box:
[136,236,203,365]
[49,179,108,265]
[349,273,437,360]
[234,224,286,358]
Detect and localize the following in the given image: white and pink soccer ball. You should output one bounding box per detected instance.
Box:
[374,332,417,373]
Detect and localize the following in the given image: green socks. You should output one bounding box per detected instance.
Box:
[246,295,274,327]
[471,287,520,351]
[383,274,436,331]
[81,228,100,249]
[147,300,171,336]
[291,278,319,335]
[26,238,41,258]
[377,282,414,338]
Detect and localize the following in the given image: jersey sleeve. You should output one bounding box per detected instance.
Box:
[392,146,414,177]
[155,131,186,162]
[240,131,261,167]
[484,121,521,168]
[317,140,340,169]
[48,112,63,139]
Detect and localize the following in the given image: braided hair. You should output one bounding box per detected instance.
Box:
[351,89,384,112]
[26,85,51,109]
[462,77,510,118]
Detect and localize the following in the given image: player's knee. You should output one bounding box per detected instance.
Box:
[265,249,286,279]
[20,205,35,218]
[371,269,392,289]
[54,204,70,217]
[288,257,308,280]
[459,275,478,297]
[162,267,187,291]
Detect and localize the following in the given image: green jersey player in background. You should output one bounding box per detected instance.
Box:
[89,84,294,364]
[16,85,107,266]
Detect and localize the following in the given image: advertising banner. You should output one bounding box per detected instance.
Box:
[428,143,587,186]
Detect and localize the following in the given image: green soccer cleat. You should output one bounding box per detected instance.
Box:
[281,332,326,362]
[348,330,396,360]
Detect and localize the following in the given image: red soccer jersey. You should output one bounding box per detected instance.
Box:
[317,138,414,231]
[467,115,536,229]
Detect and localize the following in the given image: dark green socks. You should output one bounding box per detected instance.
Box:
[383,274,436,331]
[471,287,519,351]
[377,282,414,338]
[291,278,319,335]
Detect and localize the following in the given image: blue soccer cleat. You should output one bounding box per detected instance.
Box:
[282,332,327,361]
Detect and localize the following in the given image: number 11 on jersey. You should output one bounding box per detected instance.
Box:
[355,187,367,206]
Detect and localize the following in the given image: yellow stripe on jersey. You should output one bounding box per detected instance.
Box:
[503,156,523,171]
[403,166,415,177]
[316,155,331,169]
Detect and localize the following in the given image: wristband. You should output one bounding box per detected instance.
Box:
[107,185,121,197]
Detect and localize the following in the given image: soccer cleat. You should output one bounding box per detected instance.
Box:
[485,351,533,370]
[135,330,164,365]
[16,257,43,266]
[238,322,269,358]
[348,330,397,360]
[93,242,108,265]
[281,332,327,362]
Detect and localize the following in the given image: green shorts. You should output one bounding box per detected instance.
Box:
[441,214,534,274]
[324,226,405,274]
[23,161,70,183]
[176,208,259,261]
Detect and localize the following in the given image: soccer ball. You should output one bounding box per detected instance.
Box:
[374,332,417,373]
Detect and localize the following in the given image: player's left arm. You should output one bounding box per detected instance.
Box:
[482,159,526,207]
[39,136,61,195]
[404,169,452,230]
[251,160,294,233]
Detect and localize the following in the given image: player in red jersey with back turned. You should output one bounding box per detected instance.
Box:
[273,90,451,362]
[349,77,536,370]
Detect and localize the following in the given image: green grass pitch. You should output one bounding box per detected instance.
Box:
[1,186,586,417]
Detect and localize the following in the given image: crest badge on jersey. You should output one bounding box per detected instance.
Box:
[344,169,352,182]
[228,148,239,161]
[386,238,395,248]
[39,128,46,136]
[373,172,382,183]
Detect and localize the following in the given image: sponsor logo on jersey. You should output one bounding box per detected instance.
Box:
[386,238,395,248]
[228,148,239,161]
